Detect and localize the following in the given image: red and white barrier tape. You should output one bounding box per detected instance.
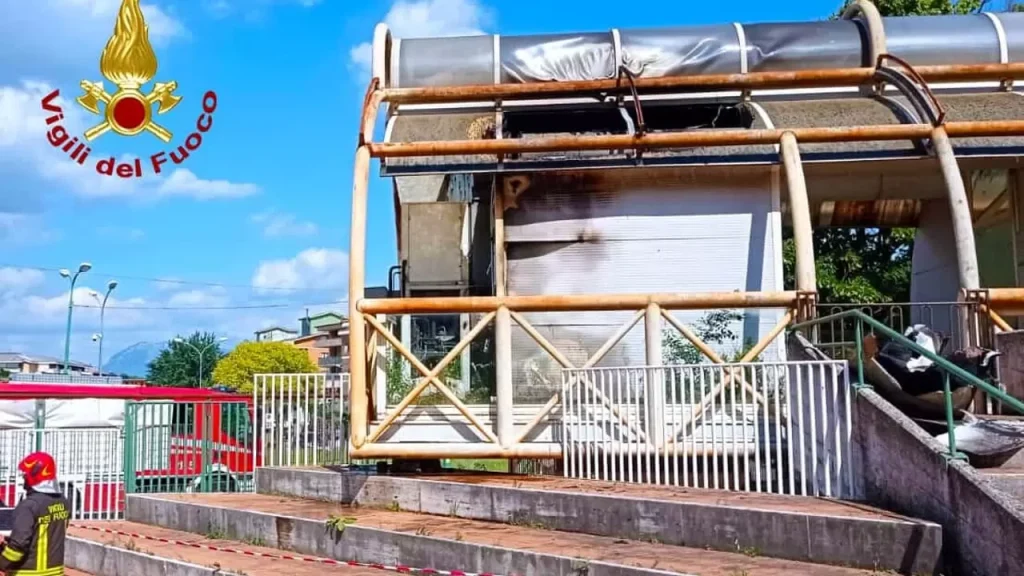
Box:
[71,524,506,576]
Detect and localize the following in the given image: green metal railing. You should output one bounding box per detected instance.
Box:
[792,310,1024,460]
[811,302,992,361]
[123,400,256,495]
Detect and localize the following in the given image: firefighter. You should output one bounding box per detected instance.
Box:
[0,452,70,576]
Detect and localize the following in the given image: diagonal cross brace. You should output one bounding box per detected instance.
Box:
[511,309,651,446]
[662,310,793,444]
[364,312,500,444]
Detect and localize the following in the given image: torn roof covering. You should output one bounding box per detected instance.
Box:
[387,14,1024,88]
[381,92,1024,174]
[375,12,1024,174]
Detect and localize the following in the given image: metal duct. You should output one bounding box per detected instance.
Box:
[743,20,867,72]
[999,13,1024,62]
[396,35,494,88]
[500,32,616,83]
[387,13,1022,88]
[619,25,741,77]
[882,15,1000,66]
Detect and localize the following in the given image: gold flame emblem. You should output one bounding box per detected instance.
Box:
[76,0,181,142]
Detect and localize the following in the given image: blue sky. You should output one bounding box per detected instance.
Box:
[0,0,845,366]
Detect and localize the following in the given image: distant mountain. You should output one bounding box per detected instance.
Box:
[104,339,241,378]
[102,342,164,378]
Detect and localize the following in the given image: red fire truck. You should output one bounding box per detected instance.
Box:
[0,381,260,519]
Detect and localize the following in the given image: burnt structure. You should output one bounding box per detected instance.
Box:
[347,1,1024,460]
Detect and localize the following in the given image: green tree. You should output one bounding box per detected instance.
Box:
[784,227,915,303]
[146,331,226,387]
[663,310,759,364]
[795,0,989,304]
[834,0,984,16]
[0,368,9,380]
[211,341,317,394]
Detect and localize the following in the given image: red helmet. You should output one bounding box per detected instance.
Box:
[18,452,57,488]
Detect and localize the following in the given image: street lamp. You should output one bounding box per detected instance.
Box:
[59,262,92,374]
[173,336,228,387]
[89,280,118,375]
[91,333,102,375]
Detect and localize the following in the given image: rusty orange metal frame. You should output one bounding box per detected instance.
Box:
[379,63,1024,105]
[346,59,1024,460]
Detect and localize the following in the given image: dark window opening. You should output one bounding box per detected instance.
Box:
[505,107,626,137]
[171,403,194,435]
[503,102,753,137]
[629,103,753,132]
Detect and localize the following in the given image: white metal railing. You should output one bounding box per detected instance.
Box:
[9,373,124,385]
[561,361,856,498]
[253,373,349,468]
[0,428,123,520]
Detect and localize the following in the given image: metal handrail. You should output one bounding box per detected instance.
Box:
[793,310,1024,459]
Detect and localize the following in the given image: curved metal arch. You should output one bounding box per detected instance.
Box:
[842,0,887,66]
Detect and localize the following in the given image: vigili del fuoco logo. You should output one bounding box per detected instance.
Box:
[40,0,218,178]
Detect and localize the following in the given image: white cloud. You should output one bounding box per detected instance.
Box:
[202,0,321,19]
[0,267,46,295]
[166,287,230,308]
[0,286,149,331]
[349,44,373,74]
[250,211,318,237]
[0,282,231,359]
[252,248,348,293]
[0,82,261,204]
[348,0,491,75]
[0,213,59,246]
[139,2,188,41]
[0,1,188,80]
[156,169,260,200]
[0,256,347,364]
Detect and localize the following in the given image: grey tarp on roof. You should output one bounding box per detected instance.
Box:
[382,93,1024,174]
[389,14,1021,89]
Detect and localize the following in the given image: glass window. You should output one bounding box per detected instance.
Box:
[171,403,193,435]
[219,403,252,445]
[411,314,460,367]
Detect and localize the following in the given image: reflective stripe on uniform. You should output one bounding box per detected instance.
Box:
[36,522,49,572]
[2,546,24,562]
[9,566,64,576]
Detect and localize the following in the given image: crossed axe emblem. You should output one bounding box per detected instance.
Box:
[76,80,181,143]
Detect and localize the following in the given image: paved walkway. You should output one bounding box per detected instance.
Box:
[69,523,387,576]
[162,492,878,575]
[408,472,905,519]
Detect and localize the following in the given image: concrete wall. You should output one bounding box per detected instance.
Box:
[996,330,1024,405]
[976,221,1017,288]
[126,495,678,576]
[256,467,941,573]
[912,200,960,312]
[67,537,230,576]
[854,389,1024,576]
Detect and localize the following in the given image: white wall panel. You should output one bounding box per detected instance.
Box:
[504,168,784,401]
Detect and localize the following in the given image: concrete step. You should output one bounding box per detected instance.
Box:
[982,467,1024,499]
[257,466,942,574]
[66,521,386,576]
[127,492,884,576]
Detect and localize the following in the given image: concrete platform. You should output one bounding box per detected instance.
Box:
[982,467,1024,500]
[128,492,883,576]
[67,521,386,576]
[256,466,941,573]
